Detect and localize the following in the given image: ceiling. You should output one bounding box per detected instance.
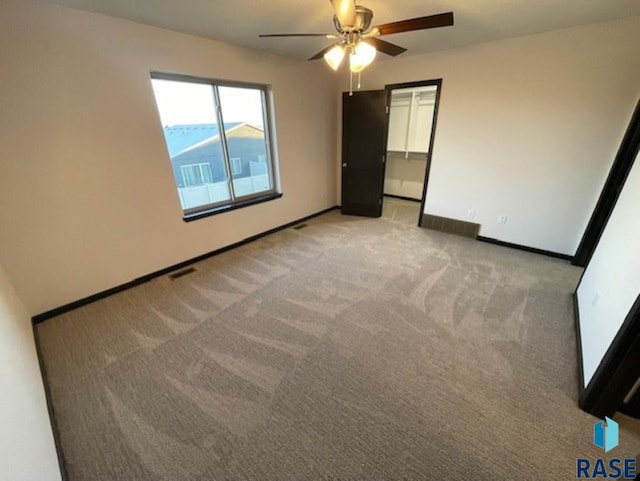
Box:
[38,0,640,61]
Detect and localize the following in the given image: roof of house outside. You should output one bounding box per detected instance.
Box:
[172,123,267,164]
[180,123,266,154]
[162,122,241,157]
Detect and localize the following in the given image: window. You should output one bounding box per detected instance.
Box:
[181,163,213,187]
[150,73,280,219]
[231,157,242,176]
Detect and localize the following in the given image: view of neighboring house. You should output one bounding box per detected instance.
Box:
[161,123,271,209]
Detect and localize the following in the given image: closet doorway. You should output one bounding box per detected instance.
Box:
[383,80,442,226]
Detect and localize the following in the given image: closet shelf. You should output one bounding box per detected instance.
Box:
[387,88,435,156]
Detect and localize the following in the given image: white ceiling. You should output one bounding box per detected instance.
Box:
[38,0,640,61]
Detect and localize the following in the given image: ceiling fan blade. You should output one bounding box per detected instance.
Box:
[330,0,357,29]
[259,33,332,38]
[373,12,454,36]
[365,38,407,57]
[308,43,338,61]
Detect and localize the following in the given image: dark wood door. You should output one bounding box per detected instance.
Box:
[341,90,388,217]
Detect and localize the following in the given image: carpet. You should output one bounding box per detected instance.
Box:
[36,199,640,480]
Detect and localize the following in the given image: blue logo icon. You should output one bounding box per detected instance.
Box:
[594,417,619,452]
[576,417,635,478]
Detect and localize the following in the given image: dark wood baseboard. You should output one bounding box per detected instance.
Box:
[476,236,572,261]
[32,325,69,480]
[31,205,339,481]
[383,194,422,203]
[32,206,339,325]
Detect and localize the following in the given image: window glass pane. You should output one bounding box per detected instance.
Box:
[151,75,278,217]
[218,86,272,197]
[151,79,231,210]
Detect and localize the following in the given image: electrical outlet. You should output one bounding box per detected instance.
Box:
[467,209,476,220]
[592,292,600,307]
[498,215,508,224]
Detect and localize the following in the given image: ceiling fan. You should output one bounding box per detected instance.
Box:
[259,0,454,86]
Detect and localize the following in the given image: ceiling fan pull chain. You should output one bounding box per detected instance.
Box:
[357,71,362,90]
[349,70,353,96]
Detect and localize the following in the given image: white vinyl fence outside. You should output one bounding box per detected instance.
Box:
[178,174,270,210]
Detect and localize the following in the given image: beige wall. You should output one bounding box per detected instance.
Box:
[0,262,62,481]
[0,0,337,316]
[339,16,640,255]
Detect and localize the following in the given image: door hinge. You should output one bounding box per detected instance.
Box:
[382,154,386,163]
[379,198,382,206]
[385,105,389,114]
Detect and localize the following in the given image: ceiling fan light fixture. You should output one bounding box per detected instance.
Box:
[261,5,454,90]
[349,41,376,72]
[324,44,346,71]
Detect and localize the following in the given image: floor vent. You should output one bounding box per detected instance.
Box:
[293,223,308,230]
[168,267,196,280]
[422,214,480,239]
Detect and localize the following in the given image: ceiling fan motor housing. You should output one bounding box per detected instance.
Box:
[260,6,454,63]
[334,5,373,33]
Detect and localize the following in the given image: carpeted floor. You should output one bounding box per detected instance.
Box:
[36,199,640,480]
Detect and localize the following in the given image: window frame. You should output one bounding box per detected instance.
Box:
[150,72,281,221]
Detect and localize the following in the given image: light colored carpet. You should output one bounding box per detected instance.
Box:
[36,199,640,480]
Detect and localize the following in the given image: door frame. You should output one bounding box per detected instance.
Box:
[572,98,640,420]
[573,98,640,267]
[578,294,640,418]
[384,79,443,227]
